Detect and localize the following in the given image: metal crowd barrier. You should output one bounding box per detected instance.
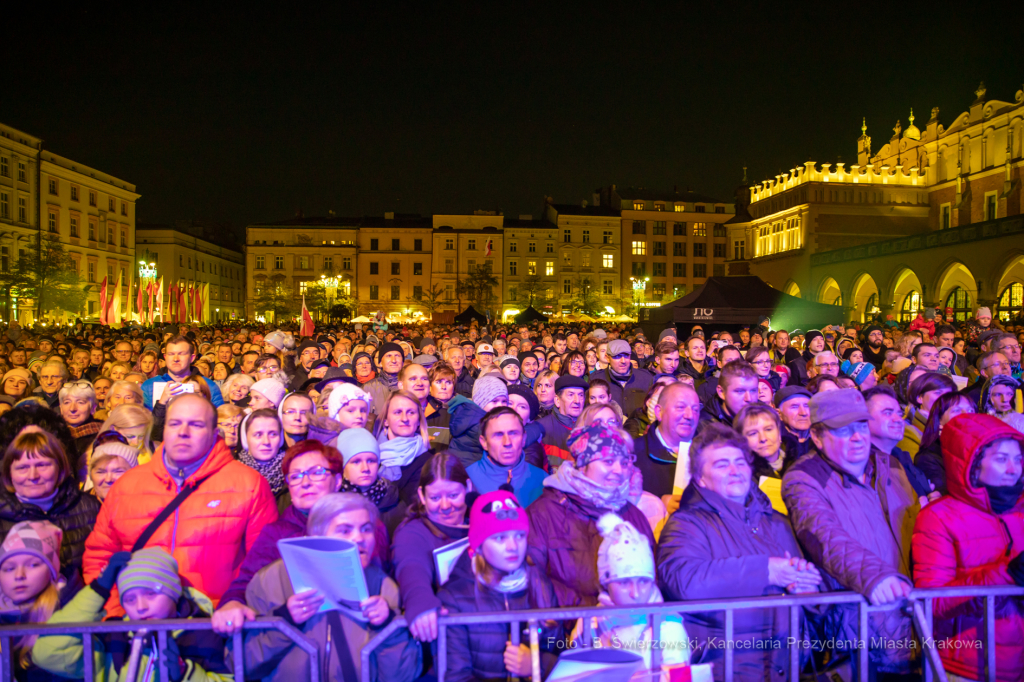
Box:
[358,585,1024,682]
[0,616,318,682]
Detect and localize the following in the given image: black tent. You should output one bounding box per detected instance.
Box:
[453,306,488,325]
[644,276,846,336]
[514,306,547,324]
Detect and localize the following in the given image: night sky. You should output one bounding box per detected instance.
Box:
[4,5,1019,235]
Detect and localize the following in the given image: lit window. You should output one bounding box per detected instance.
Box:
[603,254,613,268]
[633,201,643,210]
[545,261,554,276]
[632,241,646,256]
[693,223,707,237]
[527,261,536,275]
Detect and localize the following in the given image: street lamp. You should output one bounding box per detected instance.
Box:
[320,274,340,322]
[138,260,157,279]
[630,276,649,316]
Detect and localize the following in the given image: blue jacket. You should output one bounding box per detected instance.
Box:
[142,373,224,409]
[466,454,547,507]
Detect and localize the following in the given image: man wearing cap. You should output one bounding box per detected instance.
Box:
[473,341,496,377]
[861,325,887,371]
[782,388,919,674]
[363,341,406,417]
[535,375,588,465]
[600,338,654,417]
[775,386,814,461]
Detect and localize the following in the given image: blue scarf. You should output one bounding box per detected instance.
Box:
[377,432,428,481]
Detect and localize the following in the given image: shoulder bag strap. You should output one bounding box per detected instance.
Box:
[131,474,213,553]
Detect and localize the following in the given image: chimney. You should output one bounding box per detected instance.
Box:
[592,192,600,206]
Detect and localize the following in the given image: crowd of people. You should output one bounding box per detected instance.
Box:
[0,306,1020,682]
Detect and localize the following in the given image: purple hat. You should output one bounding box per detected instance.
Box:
[0,521,63,580]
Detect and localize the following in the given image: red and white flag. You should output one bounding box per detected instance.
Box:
[99,277,108,325]
[300,295,315,337]
[485,238,492,256]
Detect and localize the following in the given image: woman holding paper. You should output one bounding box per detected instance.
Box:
[439,490,561,682]
[391,452,474,643]
[233,493,421,682]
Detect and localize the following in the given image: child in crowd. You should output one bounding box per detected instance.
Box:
[33,547,230,682]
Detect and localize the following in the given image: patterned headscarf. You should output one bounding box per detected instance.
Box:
[567,422,631,469]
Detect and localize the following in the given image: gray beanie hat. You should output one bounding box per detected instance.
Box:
[472,375,508,409]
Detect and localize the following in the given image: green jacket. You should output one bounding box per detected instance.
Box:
[32,585,231,682]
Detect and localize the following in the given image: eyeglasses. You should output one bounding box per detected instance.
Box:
[282,409,312,417]
[257,366,278,374]
[751,358,772,366]
[285,466,335,484]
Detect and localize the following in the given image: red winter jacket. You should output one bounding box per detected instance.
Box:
[911,414,1024,682]
[84,438,279,615]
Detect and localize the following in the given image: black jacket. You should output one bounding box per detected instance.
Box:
[601,366,654,417]
[633,427,680,498]
[454,366,475,398]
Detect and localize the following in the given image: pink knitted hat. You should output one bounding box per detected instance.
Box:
[468,490,529,558]
[0,521,63,580]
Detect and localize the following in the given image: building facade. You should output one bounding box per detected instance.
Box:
[136,222,245,322]
[0,122,139,323]
[431,213,504,315]
[730,81,1024,324]
[542,204,622,315]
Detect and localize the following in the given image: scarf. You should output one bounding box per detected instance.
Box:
[356,371,376,385]
[238,449,287,496]
[340,476,393,506]
[495,567,528,593]
[377,432,428,481]
[543,459,642,511]
[16,487,60,512]
[69,421,101,440]
[553,409,575,430]
[985,479,1024,514]
[607,367,632,386]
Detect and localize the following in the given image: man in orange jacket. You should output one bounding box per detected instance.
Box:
[83,393,278,615]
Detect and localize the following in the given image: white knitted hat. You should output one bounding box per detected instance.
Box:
[596,513,654,585]
[327,382,372,420]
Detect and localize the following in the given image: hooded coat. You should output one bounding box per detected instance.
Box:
[657,484,804,682]
[912,415,1024,682]
[466,453,547,508]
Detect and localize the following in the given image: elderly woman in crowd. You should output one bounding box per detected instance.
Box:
[85,431,139,502]
[533,369,558,417]
[527,423,655,607]
[93,379,143,421]
[0,424,101,591]
[658,423,821,681]
[58,381,101,467]
[238,409,289,513]
[221,372,255,406]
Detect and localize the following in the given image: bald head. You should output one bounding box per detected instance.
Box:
[656,382,702,446]
[164,393,218,467]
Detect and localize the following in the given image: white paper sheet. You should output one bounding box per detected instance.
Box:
[278,537,369,619]
[433,537,469,585]
[546,648,645,682]
[672,442,691,497]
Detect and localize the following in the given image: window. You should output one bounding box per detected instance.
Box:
[69,216,78,237]
[17,162,26,182]
[324,256,333,271]
[109,197,115,211]
[296,255,308,269]
[941,204,951,229]
[713,224,726,238]
[581,252,590,268]
[603,254,613,268]
[70,185,78,201]
[653,262,666,277]
[673,223,684,235]
[108,225,115,244]
[545,261,554,276]
[694,263,707,278]
[527,261,537,275]
[695,205,706,213]
[652,283,666,300]
[414,239,422,251]
[274,256,284,269]
[445,284,454,301]
[510,241,517,253]
[121,228,127,247]
[87,261,95,282]
[467,259,476,273]
[48,211,57,233]
[563,280,571,294]
[563,251,573,266]
[632,221,646,234]
[107,264,114,279]
[715,206,725,214]
[693,223,707,237]
[413,262,422,276]
[653,241,666,256]
[673,242,685,257]
[632,262,646,277]
[673,262,686,277]
[468,239,476,250]
[713,243,726,258]
[369,285,379,300]
[370,262,379,275]
[180,255,184,267]
[900,291,921,322]
[0,157,6,177]
[603,230,612,244]
[299,281,309,295]
[391,285,400,300]
[391,238,400,251]
[653,221,666,235]
[693,243,706,257]
[945,287,972,323]
[509,261,517,275]
[48,178,57,195]
[631,241,646,256]
[413,285,423,299]
[582,230,590,243]
[633,201,644,210]
[445,238,454,250]
[528,242,536,253]
[256,256,265,269]
[998,283,1024,321]
[342,257,351,269]
[603,280,612,294]
[444,259,453,273]
[986,193,998,221]
[0,193,7,219]
[18,197,26,222]
[563,229,571,243]
[391,262,400,276]
[546,242,554,254]
[121,203,127,216]
[509,286,518,301]
[88,191,96,206]
[713,264,725,277]
[733,241,745,260]
[370,239,379,251]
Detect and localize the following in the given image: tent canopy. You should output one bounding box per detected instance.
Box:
[453,306,488,325]
[514,306,547,324]
[645,276,846,334]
